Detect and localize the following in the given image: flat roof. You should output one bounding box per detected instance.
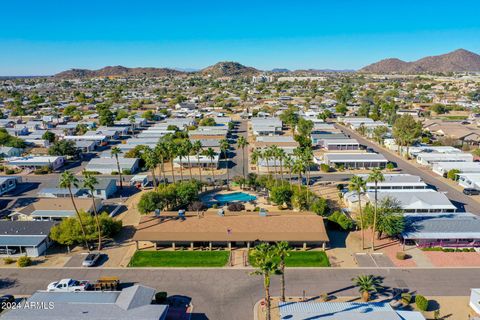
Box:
[134,213,329,243]
[402,213,480,239]
[324,153,388,162]
[367,191,456,210]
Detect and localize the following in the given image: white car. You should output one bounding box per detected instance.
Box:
[82,252,102,267]
[47,278,91,292]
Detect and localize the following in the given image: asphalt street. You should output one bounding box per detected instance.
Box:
[0,267,478,320]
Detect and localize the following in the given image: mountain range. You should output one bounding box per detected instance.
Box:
[360,49,480,73]
[54,61,260,79]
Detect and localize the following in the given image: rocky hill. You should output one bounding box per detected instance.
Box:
[54,66,185,79]
[200,61,260,77]
[360,49,480,74]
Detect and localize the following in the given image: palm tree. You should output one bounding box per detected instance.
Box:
[144,147,158,190]
[367,169,385,251]
[128,114,136,135]
[167,142,177,184]
[220,139,230,188]
[204,147,216,186]
[264,148,272,175]
[283,155,294,190]
[292,159,306,192]
[82,171,102,251]
[250,243,279,320]
[237,136,249,186]
[276,149,286,185]
[353,275,382,302]
[349,175,367,250]
[59,171,89,249]
[275,241,290,302]
[110,147,123,190]
[250,148,262,176]
[192,140,203,183]
[269,146,279,181]
[177,142,188,182]
[155,141,168,184]
[183,140,193,180]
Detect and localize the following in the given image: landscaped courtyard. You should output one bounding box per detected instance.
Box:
[128,251,230,267]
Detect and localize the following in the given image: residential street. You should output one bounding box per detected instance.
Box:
[0,267,478,320]
[339,124,480,213]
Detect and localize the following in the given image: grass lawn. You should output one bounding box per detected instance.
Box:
[128,251,230,267]
[249,251,330,267]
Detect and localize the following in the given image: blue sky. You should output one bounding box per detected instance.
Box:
[1,0,480,75]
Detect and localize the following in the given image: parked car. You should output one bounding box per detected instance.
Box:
[463,188,480,196]
[82,252,102,267]
[47,279,91,292]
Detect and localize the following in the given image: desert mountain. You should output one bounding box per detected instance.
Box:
[360,49,480,74]
[54,66,185,79]
[200,61,260,77]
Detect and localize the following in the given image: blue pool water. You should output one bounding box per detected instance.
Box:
[213,192,257,204]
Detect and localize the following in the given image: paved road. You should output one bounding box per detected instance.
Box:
[339,124,480,213]
[0,267,478,320]
[230,120,248,179]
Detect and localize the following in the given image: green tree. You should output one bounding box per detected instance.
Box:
[335,103,348,115]
[82,171,102,250]
[447,169,460,180]
[192,140,203,183]
[250,148,263,176]
[237,136,249,186]
[138,191,165,214]
[270,185,293,206]
[373,126,388,145]
[349,175,367,250]
[199,117,216,126]
[220,139,230,188]
[42,131,56,143]
[275,241,290,302]
[310,197,329,216]
[59,171,89,249]
[354,275,382,302]
[367,169,384,251]
[110,147,123,190]
[143,147,159,190]
[204,147,217,185]
[48,140,78,157]
[250,243,279,320]
[392,114,422,155]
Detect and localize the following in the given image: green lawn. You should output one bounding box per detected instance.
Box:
[249,251,330,267]
[128,251,230,267]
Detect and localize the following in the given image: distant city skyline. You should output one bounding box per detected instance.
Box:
[1,0,480,75]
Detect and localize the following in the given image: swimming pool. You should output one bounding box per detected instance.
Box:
[213,192,257,205]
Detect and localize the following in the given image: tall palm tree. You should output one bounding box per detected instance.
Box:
[177,142,188,182]
[183,140,193,181]
[220,139,230,188]
[349,175,367,250]
[264,148,272,175]
[110,147,123,190]
[192,140,203,183]
[128,114,136,135]
[82,171,102,251]
[155,141,168,184]
[367,169,385,251]
[144,147,158,190]
[204,147,216,186]
[167,142,177,184]
[269,146,279,181]
[59,171,89,249]
[276,149,286,185]
[250,148,262,176]
[275,241,290,302]
[283,155,294,190]
[237,136,249,186]
[250,243,279,320]
[292,159,306,192]
[353,275,382,302]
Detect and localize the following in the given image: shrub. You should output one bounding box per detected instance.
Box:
[447,169,460,181]
[228,203,245,212]
[396,251,407,260]
[17,256,32,268]
[415,294,429,312]
[3,257,16,265]
[386,162,395,171]
[138,191,164,214]
[111,171,119,175]
[320,164,331,172]
[5,168,15,175]
[122,169,132,175]
[310,197,329,216]
[270,185,293,205]
[34,166,52,175]
[401,293,412,305]
[327,211,355,230]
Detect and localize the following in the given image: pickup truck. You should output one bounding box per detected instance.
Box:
[47,278,91,292]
